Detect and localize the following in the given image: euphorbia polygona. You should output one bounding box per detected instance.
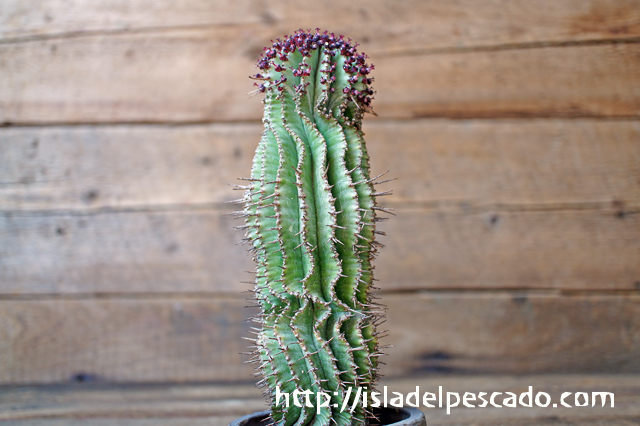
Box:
[234,29,392,426]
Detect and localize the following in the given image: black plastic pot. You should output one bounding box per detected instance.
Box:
[229,407,426,426]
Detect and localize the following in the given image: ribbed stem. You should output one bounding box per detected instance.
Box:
[243,29,384,426]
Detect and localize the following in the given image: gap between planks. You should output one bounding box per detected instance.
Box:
[2,200,638,217]
[6,115,630,128]
[1,27,639,53]
[0,289,637,301]
[3,115,640,128]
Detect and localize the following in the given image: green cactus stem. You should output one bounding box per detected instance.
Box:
[234,29,391,426]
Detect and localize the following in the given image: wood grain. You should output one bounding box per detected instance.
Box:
[1,0,639,396]
[375,43,640,120]
[2,206,638,294]
[0,28,265,124]
[1,120,639,211]
[368,120,640,205]
[0,124,258,211]
[0,294,638,385]
[0,297,258,384]
[0,209,254,294]
[2,0,640,50]
[378,207,640,291]
[0,383,267,422]
[1,32,638,124]
[384,293,640,376]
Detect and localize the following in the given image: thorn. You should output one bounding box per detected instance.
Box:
[331,237,344,246]
[224,198,247,205]
[248,88,263,98]
[330,224,347,229]
[373,178,398,185]
[366,170,389,184]
[346,165,360,175]
[228,183,251,190]
[372,206,396,216]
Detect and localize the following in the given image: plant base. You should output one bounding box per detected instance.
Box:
[229,407,426,426]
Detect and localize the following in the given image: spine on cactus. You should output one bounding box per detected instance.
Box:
[236,29,390,426]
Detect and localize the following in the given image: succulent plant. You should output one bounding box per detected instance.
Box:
[234,28,391,426]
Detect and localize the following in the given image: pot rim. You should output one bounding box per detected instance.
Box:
[229,406,426,426]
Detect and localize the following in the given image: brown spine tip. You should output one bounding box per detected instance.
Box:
[253,28,375,107]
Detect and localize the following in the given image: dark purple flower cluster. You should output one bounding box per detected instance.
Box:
[252,28,375,108]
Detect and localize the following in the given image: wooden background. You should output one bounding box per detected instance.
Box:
[1,0,640,388]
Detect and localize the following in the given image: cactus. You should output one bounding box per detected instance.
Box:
[235,29,390,426]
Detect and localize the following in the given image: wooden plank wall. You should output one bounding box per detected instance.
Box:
[1,0,639,385]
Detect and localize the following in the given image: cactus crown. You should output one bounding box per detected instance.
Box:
[238,28,388,426]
